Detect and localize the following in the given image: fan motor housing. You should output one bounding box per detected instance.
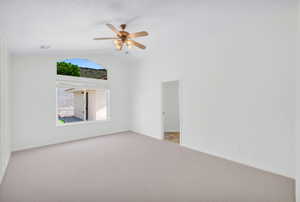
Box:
[118,31,129,41]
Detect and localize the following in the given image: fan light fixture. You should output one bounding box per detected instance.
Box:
[94,24,148,51]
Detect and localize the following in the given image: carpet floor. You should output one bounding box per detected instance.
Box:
[0,131,295,202]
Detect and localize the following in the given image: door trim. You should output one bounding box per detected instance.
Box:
[161,80,182,144]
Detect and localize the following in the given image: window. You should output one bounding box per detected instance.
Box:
[56,58,109,125]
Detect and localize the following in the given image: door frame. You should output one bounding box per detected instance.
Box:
[161,80,183,144]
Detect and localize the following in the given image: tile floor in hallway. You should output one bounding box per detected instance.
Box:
[164,132,180,144]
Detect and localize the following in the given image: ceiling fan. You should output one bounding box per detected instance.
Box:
[94,24,148,50]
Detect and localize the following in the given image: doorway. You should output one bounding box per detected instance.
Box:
[162,80,181,144]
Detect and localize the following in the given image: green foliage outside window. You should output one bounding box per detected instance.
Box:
[57,62,80,77]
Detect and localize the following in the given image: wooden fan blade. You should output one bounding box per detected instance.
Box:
[128,31,149,38]
[106,24,120,35]
[128,40,146,49]
[94,37,119,40]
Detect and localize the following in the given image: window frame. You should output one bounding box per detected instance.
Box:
[56,75,110,126]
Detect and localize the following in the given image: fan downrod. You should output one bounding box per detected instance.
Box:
[120,24,126,30]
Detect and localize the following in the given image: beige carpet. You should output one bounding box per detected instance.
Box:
[0,131,295,202]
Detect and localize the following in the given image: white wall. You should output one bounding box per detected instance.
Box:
[95,90,107,121]
[297,117,300,201]
[296,1,300,200]
[130,1,297,178]
[0,36,11,183]
[296,71,300,200]
[11,52,133,151]
[162,81,180,132]
[296,48,300,202]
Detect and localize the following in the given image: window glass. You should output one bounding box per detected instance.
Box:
[56,58,109,125]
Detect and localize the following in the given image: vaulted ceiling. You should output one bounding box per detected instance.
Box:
[0,0,183,53]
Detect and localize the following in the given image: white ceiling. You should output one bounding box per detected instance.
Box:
[0,0,182,54]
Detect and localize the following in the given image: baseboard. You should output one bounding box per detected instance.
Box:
[130,130,163,140]
[12,130,130,152]
[130,131,294,179]
[180,143,295,180]
[0,152,11,185]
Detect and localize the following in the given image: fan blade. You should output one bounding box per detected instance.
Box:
[106,24,120,35]
[94,37,119,40]
[128,40,146,49]
[128,31,149,38]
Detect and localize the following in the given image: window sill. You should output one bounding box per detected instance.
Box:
[56,119,110,127]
